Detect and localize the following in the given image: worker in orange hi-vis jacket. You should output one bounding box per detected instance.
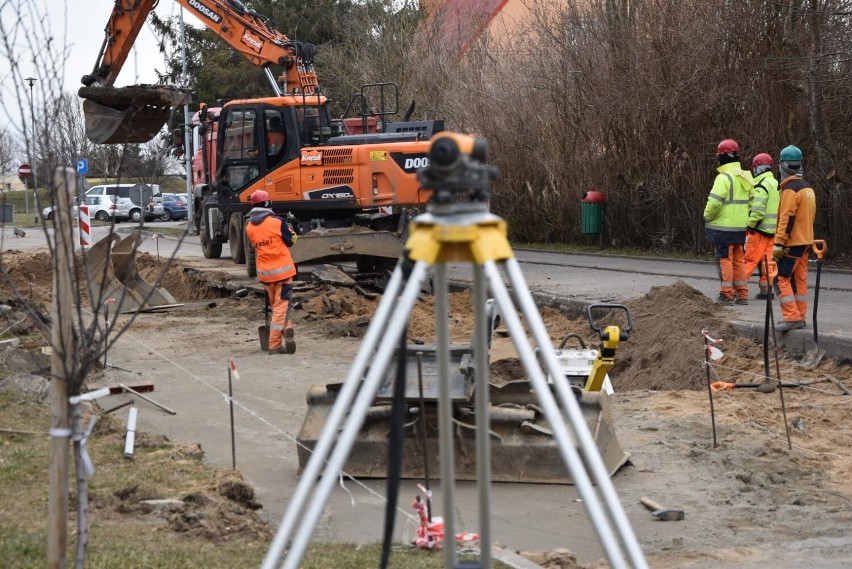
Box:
[772,145,816,333]
[245,190,298,353]
[743,152,780,300]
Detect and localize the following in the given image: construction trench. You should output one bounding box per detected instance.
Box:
[2,244,852,568]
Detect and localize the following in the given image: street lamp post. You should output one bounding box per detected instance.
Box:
[24,77,38,224]
[137,186,145,225]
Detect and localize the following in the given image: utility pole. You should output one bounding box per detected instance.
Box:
[25,77,39,224]
[180,8,195,234]
[48,167,75,568]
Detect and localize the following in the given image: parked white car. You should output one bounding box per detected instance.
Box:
[86,183,164,222]
[42,194,126,222]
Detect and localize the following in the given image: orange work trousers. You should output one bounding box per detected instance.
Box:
[714,243,748,301]
[265,278,294,351]
[776,245,809,323]
[743,231,775,294]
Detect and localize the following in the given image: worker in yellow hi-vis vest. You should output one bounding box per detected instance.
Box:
[703,139,754,305]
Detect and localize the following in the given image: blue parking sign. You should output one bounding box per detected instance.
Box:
[76,159,88,174]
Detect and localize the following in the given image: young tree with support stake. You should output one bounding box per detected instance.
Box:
[0,4,195,566]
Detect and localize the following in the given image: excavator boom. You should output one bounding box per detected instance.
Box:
[82,0,320,144]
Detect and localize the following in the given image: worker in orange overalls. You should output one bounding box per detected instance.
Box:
[743,152,779,299]
[772,145,816,333]
[245,190,298,353]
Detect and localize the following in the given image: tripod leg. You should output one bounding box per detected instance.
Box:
[280,261,431,569]
[484,258,647,568]
[435,263,458,568]
[473,263,493,567]
[494,258,647,568]
[262,260,415,569]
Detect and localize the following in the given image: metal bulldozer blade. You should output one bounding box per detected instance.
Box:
[85,233,179,313]
[296,346,629,484]
[79,85,191,144]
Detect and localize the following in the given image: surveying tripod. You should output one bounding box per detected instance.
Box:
[262,133,647,569]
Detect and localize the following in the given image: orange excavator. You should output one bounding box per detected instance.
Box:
[81,0,443,272]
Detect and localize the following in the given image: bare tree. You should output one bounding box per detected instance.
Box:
[0,2,192,567]
[0,130,13,176]
[412,0,852,254]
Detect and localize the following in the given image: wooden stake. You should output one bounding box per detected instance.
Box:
[49,167,76,568]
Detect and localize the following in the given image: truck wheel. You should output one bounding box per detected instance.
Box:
[245,238,257,277]
[200,213,222,259]
[230,213,246,264]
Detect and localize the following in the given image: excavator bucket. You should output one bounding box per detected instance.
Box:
[296,310,629,484]
[85,233,180,313]
[297,377,627,484]
[79,85,191,144]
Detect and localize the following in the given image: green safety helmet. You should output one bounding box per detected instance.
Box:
[780,145,803,162]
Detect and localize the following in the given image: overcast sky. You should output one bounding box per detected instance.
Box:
[0,0,202,138]
[59,0,202,88]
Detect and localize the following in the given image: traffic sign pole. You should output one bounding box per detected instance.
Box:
[18,164,32,217]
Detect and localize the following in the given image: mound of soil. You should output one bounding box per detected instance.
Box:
[612,280,736,391]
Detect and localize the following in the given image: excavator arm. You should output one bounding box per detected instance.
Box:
[81,0,319,144]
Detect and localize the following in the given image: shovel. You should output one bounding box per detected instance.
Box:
[757,255,778,394]
[801,240,827,368]
[258,291,270,351]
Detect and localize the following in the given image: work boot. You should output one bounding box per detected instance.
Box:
[715,294,734,306]
[755,290,773,300]
[774,320,806,333]
[734,297,749,305]
[283,328,296,354]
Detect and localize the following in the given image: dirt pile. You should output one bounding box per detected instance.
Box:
[136,253,227,302]
[611,279,736,391]
[6,248,850,396]
[0,247,228,307]
[95,413,273,543]
[288,276,852,394]
[294,283,478,342]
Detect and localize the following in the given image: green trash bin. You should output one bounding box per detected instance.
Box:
[581,190,607,235]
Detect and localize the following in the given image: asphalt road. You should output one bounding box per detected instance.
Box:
[4,223,850,357]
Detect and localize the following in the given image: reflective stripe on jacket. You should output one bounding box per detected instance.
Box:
[748,172,779,236]
[704,162,753,233]
[775,175,816,247]
[246,213,297,283]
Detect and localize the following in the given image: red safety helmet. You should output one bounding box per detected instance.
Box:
[717,139,739,154]
[751,153,773,168]
[250,190,270,205]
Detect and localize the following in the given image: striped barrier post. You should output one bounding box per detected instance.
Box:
[78,205,91,248]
